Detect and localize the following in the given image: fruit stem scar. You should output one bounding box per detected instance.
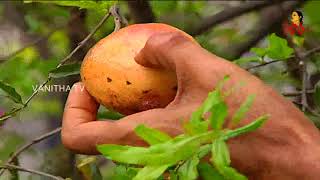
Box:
[126,81,132,85]
[107,77,112,82]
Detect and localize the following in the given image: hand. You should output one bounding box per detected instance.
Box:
[61,33,320,179]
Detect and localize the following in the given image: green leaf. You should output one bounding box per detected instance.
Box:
[49,63,81,78]
[197,163,225,180]
[233,57,261,66]
[0,80,23,104]
[266,33,294,59]
[111,165,138,180]
[134,125,172,145]
[217,166,247,180]
[97,109,124,120]
[133,164,169,180]
[177,155,200,180]
[198,144,211,159]
[231,95,255,127]
[224,115,269,140]
[209,102,228,130]
[211,138,230,167]
[24,0,115,11]
[97,131,216,166]
[314,81,320,109]
[250,47,268,57]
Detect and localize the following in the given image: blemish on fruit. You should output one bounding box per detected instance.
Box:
[142,90,151,94]
[126,81,132,85]
[107,77,112,82]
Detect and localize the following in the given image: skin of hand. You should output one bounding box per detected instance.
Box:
[61,32,320,179]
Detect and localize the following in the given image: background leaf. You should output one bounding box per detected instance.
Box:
[49,63,81,78]
[0,81,23,104]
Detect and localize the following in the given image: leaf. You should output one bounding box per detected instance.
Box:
[169,170,178,180]
[49,63,81,78]
[197,163,225,180]
[0,80,23,104]
[231,95,255,127]
[198,144,211,159]
[97,131,216,166]
[224,115,269,140]
[314,81,320,109]
[266,33,294,59]
[209,102,228,130]
[76,156,102,180]
[97,109,124,120]
[111,165,138,180]
[217,166,247,180]
[134,125,172,145]
[177,155,200,180]
[24,0,115,11]
[233,56,261,66]
[133,164,169,180]
[250,47,268,57]
[211,138,230,167]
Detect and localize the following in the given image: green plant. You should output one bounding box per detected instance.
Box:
[98,76,269,180]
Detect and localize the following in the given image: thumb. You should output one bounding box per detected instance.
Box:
[134,32,199,71]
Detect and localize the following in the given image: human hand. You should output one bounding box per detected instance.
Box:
[61,32,320,179]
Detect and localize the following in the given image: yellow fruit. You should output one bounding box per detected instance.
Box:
[81,23,194,115]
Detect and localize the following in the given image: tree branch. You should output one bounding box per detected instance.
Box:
[126,0,155,23]
[188,1,276,36]
[0,127,61,176]
[0,164,64,180]
[228,1,301,59]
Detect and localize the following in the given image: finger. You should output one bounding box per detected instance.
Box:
[62,82,99,131]
[134,32,198,71]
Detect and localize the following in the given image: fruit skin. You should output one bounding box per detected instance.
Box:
[81,23,194,115]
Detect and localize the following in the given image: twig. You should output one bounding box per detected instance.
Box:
[0,6,113,122]
[0,127,61,176]
[188,1,276,36]
[0,164,64,180]
[246,45,320,70]
[282,89,315,96]
[246,59,282,70]
[0,28,59,64]
[110,5,122,32]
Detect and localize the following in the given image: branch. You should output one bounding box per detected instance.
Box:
[246,46,320,70]
[188,1,276,36]
[0,6,114,122]
[0,164,64,180]
[227,1,301,59]
[0,27,60,64]
[0,127,61,176]
[126,0,155,23]
[282,89,315,96]
[110,4,122,32]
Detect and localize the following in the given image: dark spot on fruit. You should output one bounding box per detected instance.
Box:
[172,86,178,91]
[126,81,132,85]
[83,76,86,80]
[138,94,162,112]
[107,77,112,82]
[142,90,151,94]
